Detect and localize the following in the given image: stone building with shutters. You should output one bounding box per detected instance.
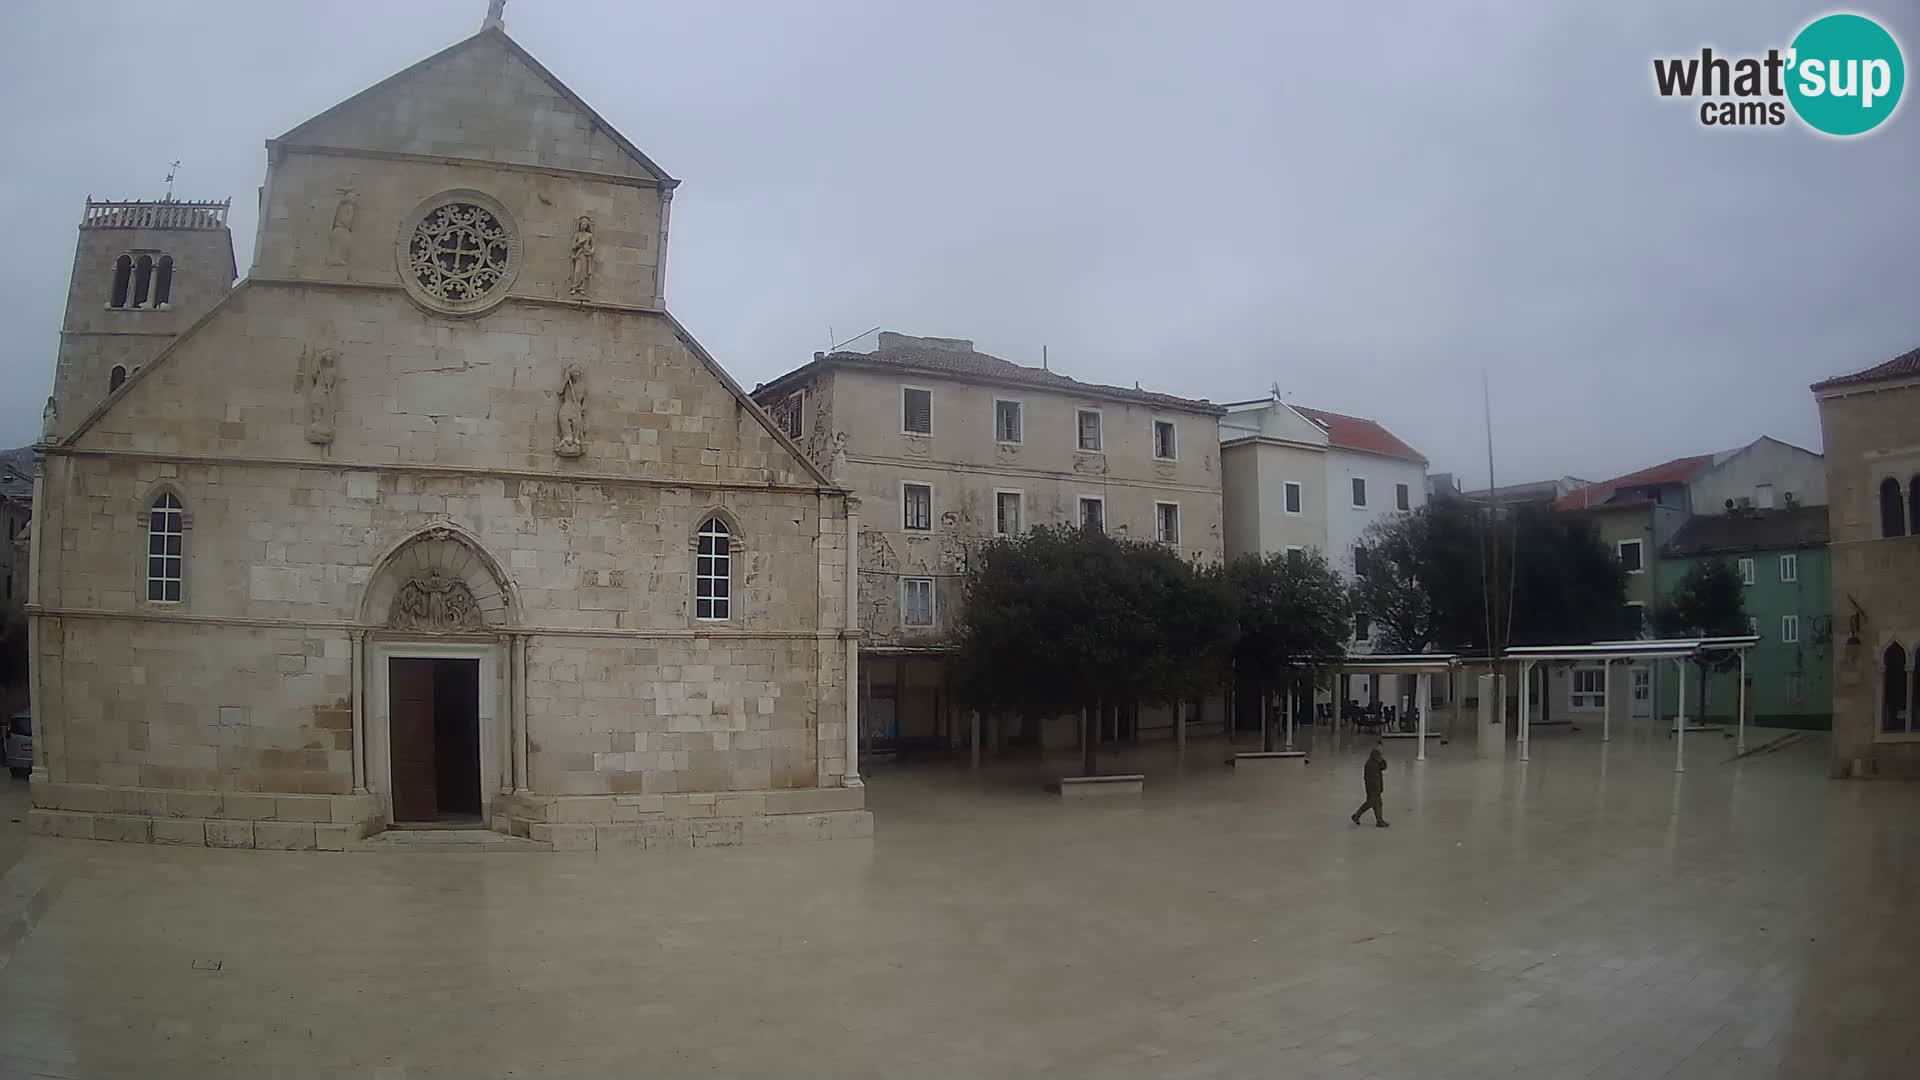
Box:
[1812,345,1920,779]
[25,10,867,849]
[752,332,1227,755]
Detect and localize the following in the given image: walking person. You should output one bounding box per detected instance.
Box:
[1351,745,1389,827]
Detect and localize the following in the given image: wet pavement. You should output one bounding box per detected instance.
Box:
[0,719,1914,1078]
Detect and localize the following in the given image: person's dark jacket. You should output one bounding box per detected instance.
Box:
[1363,751,1386,795]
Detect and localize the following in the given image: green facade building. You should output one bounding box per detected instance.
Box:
[1656,505,1831,729]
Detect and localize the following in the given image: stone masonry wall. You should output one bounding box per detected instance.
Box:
[1817,381,1920,777]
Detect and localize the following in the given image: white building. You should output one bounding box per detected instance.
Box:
[1217,397,1429,709]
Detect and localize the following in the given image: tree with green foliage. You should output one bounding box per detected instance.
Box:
[1651,559,1748,721]
[1226,549,1350,750]
[1351,512,1436,654]
[951,526,1235,776]
[1353,498,1634,655]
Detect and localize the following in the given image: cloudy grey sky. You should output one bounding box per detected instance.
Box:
[2,0,1913,484]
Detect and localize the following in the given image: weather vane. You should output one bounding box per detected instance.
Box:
[164,160,181,200]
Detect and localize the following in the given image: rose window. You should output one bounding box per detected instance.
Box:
[407,202,513,303]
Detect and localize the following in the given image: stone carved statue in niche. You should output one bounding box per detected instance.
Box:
[829,432,850,484]
[328,189,356,267]
[555,363,587,457]
[568,216,595,296]
[304,347,338,445]
[40,396,57,442]
[390,569,484,632]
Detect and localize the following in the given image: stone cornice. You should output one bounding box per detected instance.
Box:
[242,274,665,316]
[43,447,832,496]
[28,605,838,641]
[273,142,671,191]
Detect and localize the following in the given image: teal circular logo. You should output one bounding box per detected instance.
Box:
[1787,14,1905,136]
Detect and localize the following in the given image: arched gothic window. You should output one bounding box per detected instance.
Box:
[1880,477,1905,538]
[694,517,731,621]
[1910,476,1920,537]
[132,255,154,309]
[1885,642,1909,734]
[147,493,184,602]
[110,365,128,391]
[153,255,174,307]
[109,254,133,308]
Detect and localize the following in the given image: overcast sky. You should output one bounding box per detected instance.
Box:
[2,1,1913,484]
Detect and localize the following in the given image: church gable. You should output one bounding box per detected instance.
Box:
[64,284,827,490]
[274,29,673,185]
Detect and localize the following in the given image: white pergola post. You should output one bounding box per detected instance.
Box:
[1675,659,1688,774]
[1416,671,1430,761]
[1736,650,1748,755]
[1450,666,1460,739]
[1284,681,1295,751]
[1519,661,1533,762]
[1602,658,1613,743]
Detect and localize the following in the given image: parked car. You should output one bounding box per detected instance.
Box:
[5,712,29,778]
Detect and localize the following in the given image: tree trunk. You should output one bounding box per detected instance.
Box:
[1082,702,1098,776]
[1696,661,1708,725]
[1261,688,1274,752]
[1541,665,1552,725]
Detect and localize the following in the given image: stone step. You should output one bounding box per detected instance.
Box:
[348,828,552,853]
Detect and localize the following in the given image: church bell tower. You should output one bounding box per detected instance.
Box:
[46,196,237,439]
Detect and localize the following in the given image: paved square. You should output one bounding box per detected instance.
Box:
[0,723,1914,1078]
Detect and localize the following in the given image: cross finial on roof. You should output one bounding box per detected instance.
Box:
[482,0,505,31]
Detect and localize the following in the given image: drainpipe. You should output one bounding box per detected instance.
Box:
[844,495,862,787]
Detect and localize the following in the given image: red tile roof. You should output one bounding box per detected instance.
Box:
[1811,345,1920,391]
[1288,405,1427,464]
[1554,454,1716,510]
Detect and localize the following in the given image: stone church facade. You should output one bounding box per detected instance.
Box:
[27,18,867,849]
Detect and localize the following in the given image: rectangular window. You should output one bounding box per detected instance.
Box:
[902,578,935,627]
[994,399,1023,444]
[1755,483,1775,509]
[1155,502,1180,544]
[1076,408,1103,452]
[902,387,932,435]
[1353,546,1370,578]
[1618,539,1643,574]
[778,391,804,440]
[1781,614,1800,643]
[902,482,932,531]
[1153,420,1177,461]
[1351,477,1367,507]
[1626,600,1647,636]
[1395,483,1410,511]
[1779,553,1798,582]
[1571,667,1606,709]
[1078,496,1104,532]
[1284,545,1305,563]
[1283,481,1302,514]
[1354,611,1371,641]
[995,490,1023,537]
[1748,615,1759,637]
[1738,557,1755,585]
